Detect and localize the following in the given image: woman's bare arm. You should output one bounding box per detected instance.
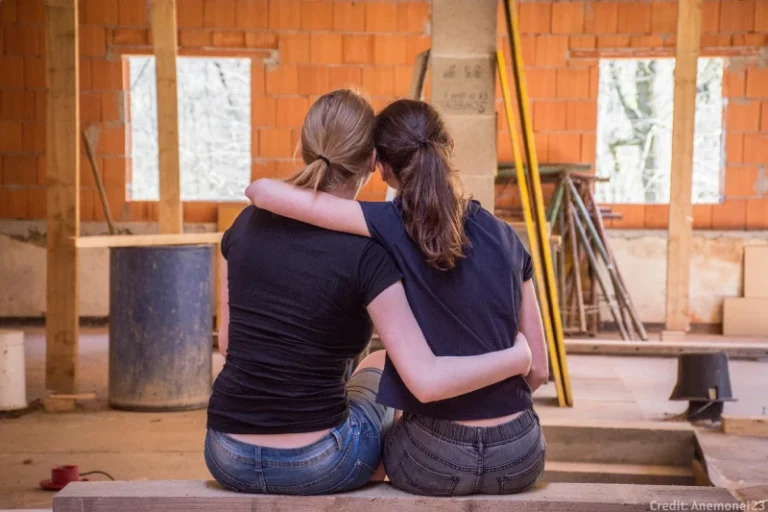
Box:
[245,179,370,237]
[218,260,230,358]
[367,281,532,403]
[518,279,548,392]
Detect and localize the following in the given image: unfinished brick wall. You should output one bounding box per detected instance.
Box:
[0,0,766,228]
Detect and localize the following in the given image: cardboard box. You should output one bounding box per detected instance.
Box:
[723,297,768,337]
[744,246,768,298]
[431,56,495,117]
[432,0,497,55]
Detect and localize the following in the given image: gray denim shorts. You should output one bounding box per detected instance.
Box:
[205,368,394,495]
[383,408,546,496]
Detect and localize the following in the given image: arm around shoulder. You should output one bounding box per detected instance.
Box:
[519,279,548,392]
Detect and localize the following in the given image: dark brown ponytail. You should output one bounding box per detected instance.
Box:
[374,100,468,270]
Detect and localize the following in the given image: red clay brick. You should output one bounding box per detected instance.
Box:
[524,69,557,99]
[397,3,429,34]
[297,65,330,95]
[252,95,276,127]
[761,101,768,131]
[80,153,100,188]
[725,165,760,197]
[236,0,268,29]
[734,34,768,46]
[393,66,413,97]
[203,0,235,28]
[691,204,713,230]
[552,3,584,34]
[566,100,597,131]
[23,57,45,89]
[630,35,665,48]
[726,101,761,132]
[82,0,118,25]
[518,3,551,34]
[712,200,747,230]
[101,92,123,122]
[556,69,591,99]
[269,0,300,30]
[328,66,363,90]
[275,96,309,128]
[373,35,408,66]
[756,1,768,31]
[180,30,212,47]
[569,35,596,49]
[4,25,40,56]
[265,64,299,95]
[333,2,366,32]
[91,59,124,90]
[584,2,619,34]
[720,0,755,32]
[597,35,631,49]
[533,132,550,163]
[259,128,293,158]
[22,121,45,152]
[34,90,46,122]
[79,26,107,57]
[0,90,34,120]
[0,0,18,23]
[244,32,278,49]
[699,1,720,32]
[178,0,204,28]
[700,33,730,48]
[113,28,148,46]
[548,132,582,163]
[610,205,645,229]
[533,101,567,131]
[362,67,395,97]
[723,70,745,99]
[650,2,677,33]
[746,68,768,99]
[746,199,768,230]
[365,3,397,33]
[309,33,342,65]
[18,0,44,23]
[743,133,768,164]
[78,189,94,221]
[250,160,276,180]
[617,3,652,34]
[581,132,596,164]
[405,35,431,64]
[0,57,24,89]
[252,64,265,95]
[98,124,127,155]
[726,133,744,164]
[300,1,333,31]
[644,204,669,229]
[102,156,128,189]
[182,201,217,223]
[342,34,374,65]
[1,155,37,185]
[118,0,149,26]
[278,33,310,64]
[218,30,255,48]
[4,188,29,219]
[534,35,568,67]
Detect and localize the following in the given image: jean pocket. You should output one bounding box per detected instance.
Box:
[324,459,376,494]
[497,449,546,495]
[396,450,458,497]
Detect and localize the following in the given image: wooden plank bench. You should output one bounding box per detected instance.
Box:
[53,481,738,512]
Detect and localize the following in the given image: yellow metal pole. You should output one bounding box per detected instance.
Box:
[503,0,573,406]
[497,50,566,407]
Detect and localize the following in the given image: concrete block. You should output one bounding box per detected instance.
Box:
[461,174,496,211]
[431,56,495,116]
[443,114,497,177]
[432,0,497,55]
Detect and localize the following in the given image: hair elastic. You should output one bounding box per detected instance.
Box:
[317,155,330,166]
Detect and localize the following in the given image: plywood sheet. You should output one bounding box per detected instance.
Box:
[723,298,768,337]
[744,246,768,298]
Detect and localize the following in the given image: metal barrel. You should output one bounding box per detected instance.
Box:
[109,245,212,411]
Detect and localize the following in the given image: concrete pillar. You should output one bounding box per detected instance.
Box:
[431,0,497,210]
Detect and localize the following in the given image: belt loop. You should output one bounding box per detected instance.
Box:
[252,445,263,470]
[331,426,344,451]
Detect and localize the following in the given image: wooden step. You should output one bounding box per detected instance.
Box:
[544,461,696,486]
[53,481,738,512]
[542,419,697,467]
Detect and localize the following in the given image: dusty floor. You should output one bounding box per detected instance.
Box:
[1,328,767,509]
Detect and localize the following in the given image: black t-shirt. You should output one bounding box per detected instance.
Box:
[207,206,402,434]
[359,199,534,421]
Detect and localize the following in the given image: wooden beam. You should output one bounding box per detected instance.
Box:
[722,416,768,438]
[72,233,223,248]
[665,0,703,333]
[53,481,738,512]
[565,338,768,360]
[150,0,182,234]
[45,0,80,394]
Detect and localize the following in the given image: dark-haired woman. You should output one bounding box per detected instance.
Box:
[246,98,549,496]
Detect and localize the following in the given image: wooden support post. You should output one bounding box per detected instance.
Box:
[45,0,80,394]
[665,0,702,333]
[150,0,182,234]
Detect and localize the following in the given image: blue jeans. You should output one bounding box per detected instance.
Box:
[205,368,393,494]
[384,409,546,496]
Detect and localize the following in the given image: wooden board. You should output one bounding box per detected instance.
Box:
[150,0,182,234]
[744,246,768,299]
[45,0,80,394]
[723,298,768,337]
[52,481,738,512]
[73,233,222,248]
[543,461,695,486]
[722,416,768,438]
[565,339,768,360]
[665,0,703,332]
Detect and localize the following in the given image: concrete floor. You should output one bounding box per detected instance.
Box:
[1,328,767,509]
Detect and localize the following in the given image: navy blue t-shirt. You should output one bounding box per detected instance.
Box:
[360,199,534,420]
